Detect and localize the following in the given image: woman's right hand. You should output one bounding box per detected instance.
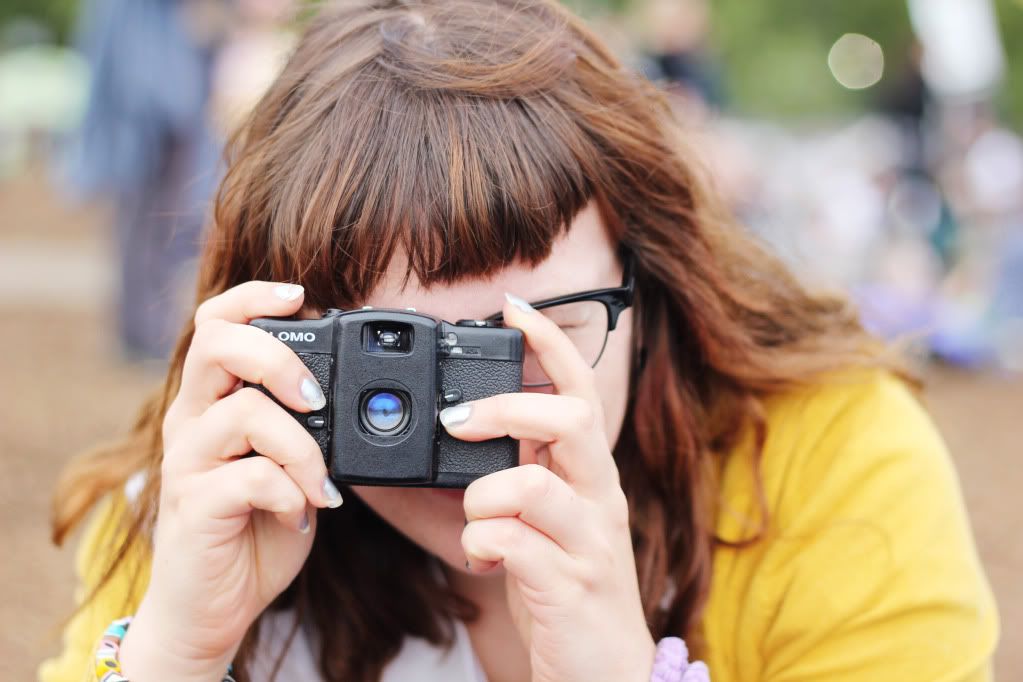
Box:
[120,281,344,682]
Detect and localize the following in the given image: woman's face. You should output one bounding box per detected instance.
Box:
[349,200,633,576]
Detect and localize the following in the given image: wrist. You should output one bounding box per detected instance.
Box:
[632,633,658,682]
[119,602,237,682]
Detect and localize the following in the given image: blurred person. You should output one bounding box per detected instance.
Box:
[927,114,1023,369]
[630,0,754,216]
[207,0,298,137]
[56,0,227,361]
[40,2,997,682]
[636,0,723,113]
[878,43,930,156]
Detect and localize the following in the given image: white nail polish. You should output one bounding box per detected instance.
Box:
[275,284,304,301]
[440,404,472,428]
[301,377,326,410]
[298,511,311,534]
[322,478,344,508]
[504,292,534,313]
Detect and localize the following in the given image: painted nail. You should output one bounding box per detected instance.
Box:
[274,283,304,301]
[298,510,311,534]
[504,292,534,314]
[439,404,471,429]
[301,377,326,411]
[323,477,344,508]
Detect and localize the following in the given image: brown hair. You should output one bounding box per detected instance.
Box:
[52,1,902,680]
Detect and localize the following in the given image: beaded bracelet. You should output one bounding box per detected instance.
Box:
[97,617,702,682]
[95,616,236,682]
[650,637,711,682]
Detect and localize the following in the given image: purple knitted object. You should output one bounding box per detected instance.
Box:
[649,637,710,682]
[682,661,710,681]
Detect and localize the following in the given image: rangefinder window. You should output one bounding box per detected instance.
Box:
[363,322,413,353]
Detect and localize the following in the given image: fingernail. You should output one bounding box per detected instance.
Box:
[440,404,471,429]
[298,510,310,534]
[274,283,304,301]
[322,477,344,508]
[504,292,534,313]
[301,377,326,410]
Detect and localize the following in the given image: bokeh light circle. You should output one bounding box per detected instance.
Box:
[828,33,885,90]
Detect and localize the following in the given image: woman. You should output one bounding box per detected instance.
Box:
[40,1,998,680]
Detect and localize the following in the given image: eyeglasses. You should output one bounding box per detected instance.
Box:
[485,254,636,387]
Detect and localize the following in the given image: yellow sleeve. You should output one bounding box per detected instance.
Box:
[38,495,151,682]
[744,372,998,682]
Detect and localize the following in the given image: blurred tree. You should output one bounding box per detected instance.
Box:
[708,0,915,119]
[0,0,77,45]
[996,0,1023,126]
[566,0,630,12]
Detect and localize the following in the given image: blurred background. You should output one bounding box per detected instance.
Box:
[0,0,1019,679]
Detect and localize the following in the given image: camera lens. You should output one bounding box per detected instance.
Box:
[360,390,409,435]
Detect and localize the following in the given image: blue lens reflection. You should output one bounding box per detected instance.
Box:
[365,391,405,432]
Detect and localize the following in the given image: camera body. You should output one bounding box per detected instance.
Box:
[249,307,523,488]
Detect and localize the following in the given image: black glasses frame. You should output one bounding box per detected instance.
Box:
[485,253,636,384]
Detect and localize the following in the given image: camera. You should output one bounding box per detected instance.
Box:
[249,307,524,488]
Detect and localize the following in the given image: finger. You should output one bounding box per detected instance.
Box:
[167,387,341,508]
[193,455,312,534]
[502,293,600,403]
[441,392,616,494]
[462,516,573,591]
[193,281,306,326]
[178,319,326,417]
[464,464,592,553]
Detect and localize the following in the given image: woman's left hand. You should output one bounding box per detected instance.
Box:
[441,294,656,682]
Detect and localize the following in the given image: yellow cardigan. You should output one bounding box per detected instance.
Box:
[39,370,998,681]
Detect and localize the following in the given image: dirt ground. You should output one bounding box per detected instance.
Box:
[1,168,1020,680]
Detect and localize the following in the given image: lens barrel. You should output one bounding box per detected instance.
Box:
[360,389,410,435]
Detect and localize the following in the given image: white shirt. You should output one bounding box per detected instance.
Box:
[249,608,489,681]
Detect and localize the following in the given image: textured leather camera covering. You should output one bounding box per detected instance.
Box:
[299,352,333,455]
[247,351,333,458]
[436,356,521,485]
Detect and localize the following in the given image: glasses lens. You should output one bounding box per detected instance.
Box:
[522,301,609,387]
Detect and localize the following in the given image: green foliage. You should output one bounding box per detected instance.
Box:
[995,0,1023,127]
[708,0,914,119]
[0,0,78,45]
[565,0,632,13]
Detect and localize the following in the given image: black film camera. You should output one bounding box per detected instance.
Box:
[249,307,524,488]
